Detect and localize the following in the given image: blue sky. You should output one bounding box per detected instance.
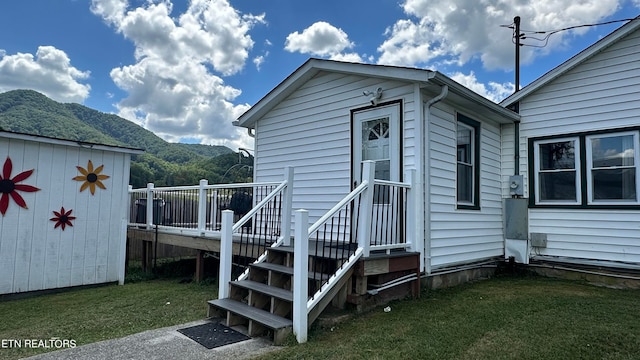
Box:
[0,0,638,151]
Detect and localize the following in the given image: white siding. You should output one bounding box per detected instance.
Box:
[254,71,417,226]
[0,137,130,294]
[428,105,505,268]
[529,209,640,263]
[514,28,640,264]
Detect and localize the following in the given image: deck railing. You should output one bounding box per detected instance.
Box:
[128,180,284,237]
[291,161,415,342]
[217,167,294,298]
[369,176,413,254]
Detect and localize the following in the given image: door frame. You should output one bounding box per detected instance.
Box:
[350,100,403,188]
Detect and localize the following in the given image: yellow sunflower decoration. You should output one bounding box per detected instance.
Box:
[73,160,110,195]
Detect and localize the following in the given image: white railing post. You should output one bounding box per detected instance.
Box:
[146,183,154,229]
[405,169,417,252]
[127,185,133,223]
[198,179,208,233]
[210,190,218,230]
[293,209,309,343]
[219,210,234,299]
[358,161,375,257]
[281,167,294,246]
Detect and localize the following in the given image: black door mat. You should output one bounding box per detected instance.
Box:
[178,321,250,349]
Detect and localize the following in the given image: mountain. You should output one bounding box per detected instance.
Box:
[0,89,250,187]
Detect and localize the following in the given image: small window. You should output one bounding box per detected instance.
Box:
[586,132,639,204]
[456,114,480,209]
[533,137,580,205]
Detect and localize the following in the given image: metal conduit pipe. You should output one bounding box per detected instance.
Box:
[367,274,420,295]
[419,259,500,278]
[527,263,640,281]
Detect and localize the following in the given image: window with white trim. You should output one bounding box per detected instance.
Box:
[533,137,580,205]
[586,131,639,204]
[531,130,640,207]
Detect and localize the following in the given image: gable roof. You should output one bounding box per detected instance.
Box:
[501,17,640,107]
[235,58,519,128]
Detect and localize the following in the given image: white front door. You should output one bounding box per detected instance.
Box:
[353,103,402,245]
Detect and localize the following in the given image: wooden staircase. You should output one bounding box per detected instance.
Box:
[207,243,346,345]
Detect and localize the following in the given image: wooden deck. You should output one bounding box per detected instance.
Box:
[127,226,420,302]
[127,227,271,280]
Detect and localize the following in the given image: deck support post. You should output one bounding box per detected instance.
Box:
[219,210,234,299]
[281,167,294,246]
[293,209,309,343]
[198,179,208,234]
[195,250,205,282]
[358,161,375,257]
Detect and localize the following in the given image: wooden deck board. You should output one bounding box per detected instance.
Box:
[208,298,292,329]
[230,280,293,302]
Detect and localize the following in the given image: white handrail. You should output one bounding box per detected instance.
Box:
[373,178,411,188]
[129,181,281,193]
[307,181,368,235]
[232,180,288,232]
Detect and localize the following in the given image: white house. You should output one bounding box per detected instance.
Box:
[500,18,640,270]
[0,131,142,295]
[235,58,520,275]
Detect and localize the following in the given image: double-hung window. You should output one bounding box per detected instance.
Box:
[531,129,640,207]
[533,137,580,205]
[456,114,480,209]
[586,131,639,204]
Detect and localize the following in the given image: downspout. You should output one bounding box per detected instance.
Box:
[423,83,448,275]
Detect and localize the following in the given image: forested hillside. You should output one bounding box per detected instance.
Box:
[0,89,251,187]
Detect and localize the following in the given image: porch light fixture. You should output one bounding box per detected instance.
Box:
[363,87,383,106]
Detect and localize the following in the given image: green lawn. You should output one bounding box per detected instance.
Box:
[2,271,639,360]
[0,268,215,360]
[259,275,640,360]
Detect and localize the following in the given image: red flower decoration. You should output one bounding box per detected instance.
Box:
[0,157,40,216]
[50,207,76,230]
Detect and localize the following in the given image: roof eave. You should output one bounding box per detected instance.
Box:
[427,72,520,123]
[0,130,144,154]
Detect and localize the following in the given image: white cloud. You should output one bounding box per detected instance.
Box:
[0,46,91,103]
[378,0,622,70]
[253,53,267,70]
[329,52,363,63]
[91,0,263,149]
[450,71,514,102]
[285,21,355,57]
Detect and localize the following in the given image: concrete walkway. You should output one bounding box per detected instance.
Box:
[25,320,281,360]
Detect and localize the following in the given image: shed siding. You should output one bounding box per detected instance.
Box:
[509,28,640,264]
[0,137,130,294]
[254,71,417,226]
[428,105,504,269]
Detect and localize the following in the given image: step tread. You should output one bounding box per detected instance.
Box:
[251,261,293,274]
[251,261,332,281]
[208,298,292,329]
[230,280,293,301]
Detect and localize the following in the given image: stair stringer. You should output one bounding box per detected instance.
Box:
[306,248,363,326]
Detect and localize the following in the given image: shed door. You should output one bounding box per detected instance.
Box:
[353,104,402,245]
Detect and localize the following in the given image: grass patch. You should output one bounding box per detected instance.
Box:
[258,276,640,360]
[0,262,216,360]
